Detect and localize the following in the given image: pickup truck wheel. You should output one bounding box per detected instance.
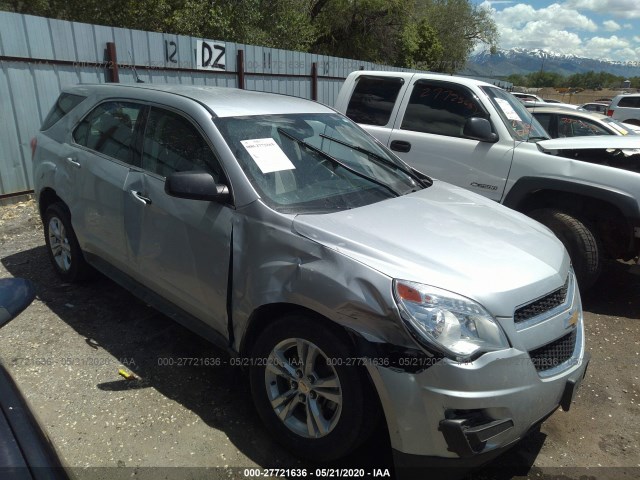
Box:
[249,314,378,462]
[528,209,601,290]
[43,203,91,282]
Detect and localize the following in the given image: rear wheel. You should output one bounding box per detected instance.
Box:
[249,314,379,462]
[43,203,91,282]
[528,208,601,290]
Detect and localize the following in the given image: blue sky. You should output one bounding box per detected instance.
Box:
[474,1,640,60]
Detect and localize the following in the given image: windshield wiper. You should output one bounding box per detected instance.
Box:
[319,134,430,188]
[277,128,400,197]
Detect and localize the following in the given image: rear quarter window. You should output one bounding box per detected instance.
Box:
[41,93,86,130]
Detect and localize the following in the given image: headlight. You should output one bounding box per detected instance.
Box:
[393,280,509,361]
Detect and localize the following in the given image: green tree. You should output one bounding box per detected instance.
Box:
[400,18,443,69]
[415,0,499,73]
[311,0,410,63]
[506,73,528,87]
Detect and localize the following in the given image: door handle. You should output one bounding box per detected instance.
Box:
[130,190,152,205]
[390,140,411,153]
[65,157,81,168]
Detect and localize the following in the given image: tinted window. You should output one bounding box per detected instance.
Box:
[41,93,86,130]
[73,101,143,164]
[401,81,488,138]
[557,115,608,137]
[142,108,222,180]
[534,113,552,134]
[346,76,404,126]
[618,97,640,108]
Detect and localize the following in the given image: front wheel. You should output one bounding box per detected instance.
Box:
[528,208,601,290]
[249,314,379,462]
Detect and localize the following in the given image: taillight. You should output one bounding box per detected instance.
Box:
[30,137,37,158]
[607,109,614,116]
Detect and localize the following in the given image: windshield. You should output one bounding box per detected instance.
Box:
[215,113,426,213]
[481,86,550,142]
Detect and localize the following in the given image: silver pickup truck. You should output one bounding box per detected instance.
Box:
[335,71,640,289]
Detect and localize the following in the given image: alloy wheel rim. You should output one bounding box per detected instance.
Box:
[48,216,72,272]
[264,338,342,439]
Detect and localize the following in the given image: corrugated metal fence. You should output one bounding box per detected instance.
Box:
[0,11,512,197]
[0,11,416,197]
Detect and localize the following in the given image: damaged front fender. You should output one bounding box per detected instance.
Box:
[229,202,415,354]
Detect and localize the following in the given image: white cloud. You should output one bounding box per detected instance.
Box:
[566,0,640,19]
[497,3,597,31]
[485,1,640,61]
[603,20,621,31]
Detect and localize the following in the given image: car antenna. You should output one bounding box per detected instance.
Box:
[128,50,145,83]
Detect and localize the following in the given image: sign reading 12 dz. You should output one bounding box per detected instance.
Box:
[196,40,226,71]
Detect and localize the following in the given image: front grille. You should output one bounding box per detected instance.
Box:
[514,278,569,324]
[529,330,577,372]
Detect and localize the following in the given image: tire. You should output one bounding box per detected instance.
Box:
[528,208,601,290]
[249,314,379,462]
[43,203,91,282]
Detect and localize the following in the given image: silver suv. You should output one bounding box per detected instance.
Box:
[33,84,588,474]
[608,93,640,126]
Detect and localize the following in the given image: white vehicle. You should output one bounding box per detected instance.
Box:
[607,93,640,126]
[527,106,636,137]
[335,71,640,290]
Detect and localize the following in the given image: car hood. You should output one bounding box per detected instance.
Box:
[537,135,640,151]
[292,181,569,317]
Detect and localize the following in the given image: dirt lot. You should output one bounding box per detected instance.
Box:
[0,198,638,480]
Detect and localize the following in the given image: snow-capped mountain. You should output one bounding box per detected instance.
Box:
[462,48,640,78]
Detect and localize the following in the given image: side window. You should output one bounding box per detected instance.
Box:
[534,113,552,135]
[42,93,86,131]
[142,108,222,180]
[558,115,607,137]
[346,76,404,126]
[401,81,488,138]
[618,97,640,108]
[73,101,143,165]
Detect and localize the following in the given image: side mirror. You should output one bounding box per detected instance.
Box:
[464,117,499,143]
[165,172,230,202]
[0,278,36,328]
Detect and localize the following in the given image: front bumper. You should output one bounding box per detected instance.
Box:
[365,319,589,473]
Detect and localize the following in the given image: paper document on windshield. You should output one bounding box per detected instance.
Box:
[495,98,522,121]
[241,138,296,174]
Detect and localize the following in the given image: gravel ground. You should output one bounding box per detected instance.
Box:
[0,198,638,480]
